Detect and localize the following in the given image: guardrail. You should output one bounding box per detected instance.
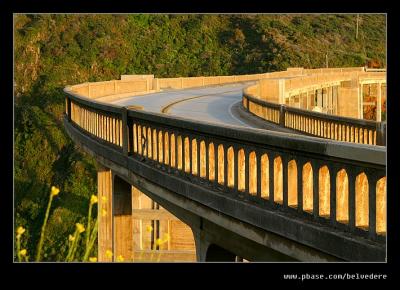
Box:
[64,83,386,242]
[243,88,386,146]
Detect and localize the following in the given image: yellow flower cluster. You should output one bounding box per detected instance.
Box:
[156,233,170,246]
[51,186,60,197]
[90,195,98,205]
[89,257,97,262]
[117,255,124,262]
[16,226,25,238]
[106,250,113,258]
[101,209,107,217]
[76,223,85,233]
[19,249,27,257]
[68,234,75,242]
[146,225,153,233]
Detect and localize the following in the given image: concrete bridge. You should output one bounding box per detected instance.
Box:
[63,67,386,262]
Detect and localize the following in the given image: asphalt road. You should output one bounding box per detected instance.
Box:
[111,83,254,128]
[110,82,300,134]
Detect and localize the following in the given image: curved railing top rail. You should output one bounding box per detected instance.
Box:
[65,67,382,102]
[285,71,386,92]
[244,88,380,128]
[64,86,123,114]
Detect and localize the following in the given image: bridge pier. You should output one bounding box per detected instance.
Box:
[98,168,134,262]
[97,166,198,262]
[193,229,209,262]
[113,175,133,261]
[97,167,113,262]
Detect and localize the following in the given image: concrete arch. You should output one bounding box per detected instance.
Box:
[191,138,198,175]
[158,131,164,163]
[238,149,245,192]
[217,144,224,185]
[205,244,236,262]
[227,146,235,188]
[376,177,386,235]
[133,124,138,153]
[302,162,313,213]
[199,140,206,178]
[152,129,158,161]
[164,132,170,165]
[137,124,142,155]
[177,135,182,170]
[319,166,330,218]
[356,172,369,230]
[208,142,215,181]
[170,133,176,168]
[249,151,257,195]
[184,137,190,173]
[260,153,269,199]
[336,169,349,224]
[147,127,152,159]
[274,156,283,204]
[288,160,298,208]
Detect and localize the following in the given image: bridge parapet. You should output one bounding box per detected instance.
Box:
[64,87,386,248]
[243,69,386,146]
[243,93,386,146]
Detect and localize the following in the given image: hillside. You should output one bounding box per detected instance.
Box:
[14,14,386,261]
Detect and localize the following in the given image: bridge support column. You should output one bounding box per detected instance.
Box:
[98,167,113,262]
[193,229,237,262]
[98,169,133,262]
[113,175,133,261]
[193,229,210,262]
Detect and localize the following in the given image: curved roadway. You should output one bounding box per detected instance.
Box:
[112,83,248,124]
[111,82,294,133]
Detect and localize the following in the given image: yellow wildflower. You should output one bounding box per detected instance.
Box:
[90,195,98,205]
[106,250,113,258]
[146,225,153,233]
[75,223,85,233]
[101,209,107,217]
[68,234,75,242]
[117,255,124,262]
[19,249,27,257]
[89,257,97,262]
[51,186,60,197]
[155,238,164,246]
[16,226,25,237]
[101,196,107,203]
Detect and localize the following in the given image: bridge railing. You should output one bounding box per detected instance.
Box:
[243,86,386,146]
[65,88,125,151]
[64,88,386,241]
[156,70,305,90]
[69,78,154,99]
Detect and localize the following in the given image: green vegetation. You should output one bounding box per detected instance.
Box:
[15,186,99,262]
[14,14,386,261]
